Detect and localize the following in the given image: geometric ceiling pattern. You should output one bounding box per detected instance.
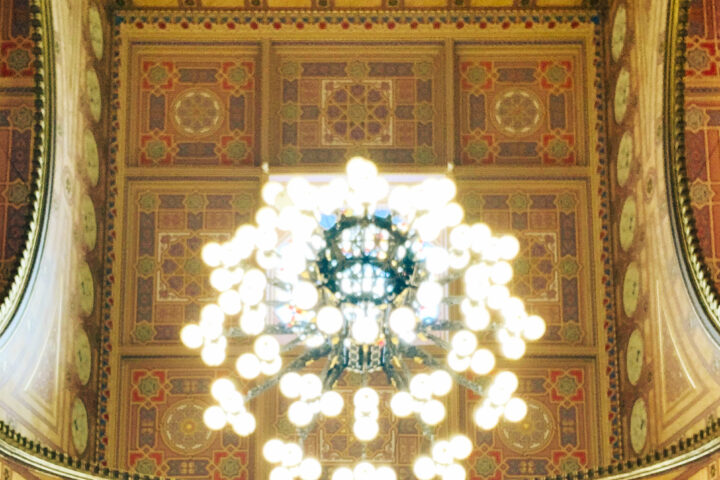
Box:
[96,11,620,480]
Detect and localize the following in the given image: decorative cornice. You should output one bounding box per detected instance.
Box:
[0,0,56,337]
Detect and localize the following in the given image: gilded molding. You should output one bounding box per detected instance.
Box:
[0,0,55,337]
[663,0,720,337]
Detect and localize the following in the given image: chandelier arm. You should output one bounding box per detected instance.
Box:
[417,320,465,332]
[320,343,346,391]
[422,333,452,352]
[244,343,332,402]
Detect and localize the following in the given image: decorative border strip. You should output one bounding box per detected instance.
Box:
[664,0,720,339]
[0,0,56,337]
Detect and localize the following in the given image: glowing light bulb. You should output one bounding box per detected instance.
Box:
[354,387,379,411]
[451,330,477,357]
[431,441,453,465]
[316,306,343,335]
[417,281,443,307]
[202,242,224,267]
[264,438,285,463]
[211,378,235,401]
[390,392,414,417]
[203,406,226,430]
[353,418,379,441]
[299,458,322,480]
[180,324,203,349]
[236,353,261,380]
[470,349,495,375]
[292,281,319,310]
[523,315,546,340]
[262,181,284,206]
[254,335,280,362]
[504,397,528,422]
[420,399,446,425]
[320,391,344,417]
[449,435,473,460]
[409,374,432,400]
[413,457,436,480]
[332,468,353,480]
[430,370,453,397]
[280,372,302,399]
[499,235,520,260]
[288,401,313,427]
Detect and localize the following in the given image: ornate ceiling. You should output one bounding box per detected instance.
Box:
[89,8,620,480]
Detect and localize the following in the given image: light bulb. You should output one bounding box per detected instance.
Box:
[470,349,495,375]
[451,330,477,357]
[390,392,414,417]
[219,390,244,414]
[255,206,278,228]
[449,250,470,270]
[443,202,464,227]
[199,315,223,341]
[316,306,343,335]
[262,181,284,206]
[417,281,443,307]
[287,177,313,208]
[449,224,471,251]
[462,303,490,331]
[354,387,379,410]
[388,185,412,215]
[244,268,268,291]
[230,411,256,436]
[432,440,453,465]
[413,457,436,480]
[504,397,528,422]
[354,462,375,480]
[474,403,501,430]
[469,223,492,253]
[236,353,261,380]
[240,306,266,335]
[210,268,235,292]
[389,307,416,336]
[495,371,519,392]
[264,438,285,463]
[409,374,432,400]
[254,335,280,361]
[180,324,203,349]
[270,467,292,480]
[211,378,235,401]
[202,242,224,267]
[485,285,510,310]
[500,335,526,359]
[425,247,450,274]
[201,340,226,366]
[449,435,473,460]
[443,463,465,480]
[490,261,513,285]
[420,399,446,425]
[299,458,322,480]
[351,317,379,344]
[288,401,313,427]
[332,468,353,480]
[292,281,319,310]
[523,315,546,340]
[430,370,453,397]
[353,418,379,441]
[203,406,226,430]
[218,290,242,315]
[346,157,378,190]
[376,466,397,480]
[300,374,323,400]
[447,351,471,372]
[436,177,457,204]
[498,235,520,259]
[201,304,225,329]
[260,356,282,376]
[283,443,303,468]
[280,372,302,399]
[320,391,344,417]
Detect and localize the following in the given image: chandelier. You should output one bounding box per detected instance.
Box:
[180,157,545,480]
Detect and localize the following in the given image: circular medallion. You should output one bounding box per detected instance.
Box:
[171,89,223,137]
[493,90,542,135]
[619,196,637,251]
[74,329,92,385]
[623,261,640,317]
[614,68,630,124]
[83,129,100,187]
[498,399,553,453]
[611,5,627,62]
[161,400,214,455]
[86,68,102,122]
[626,329,643,386]
[78,260,94,316]
[80,194,97,251]
[71,397,89,455]
[630,398,648,453]
[87,4,103,60]
[616,131,633,187]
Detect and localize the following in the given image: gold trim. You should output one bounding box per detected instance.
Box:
[664,0,720,338]
[0,0,55,337]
